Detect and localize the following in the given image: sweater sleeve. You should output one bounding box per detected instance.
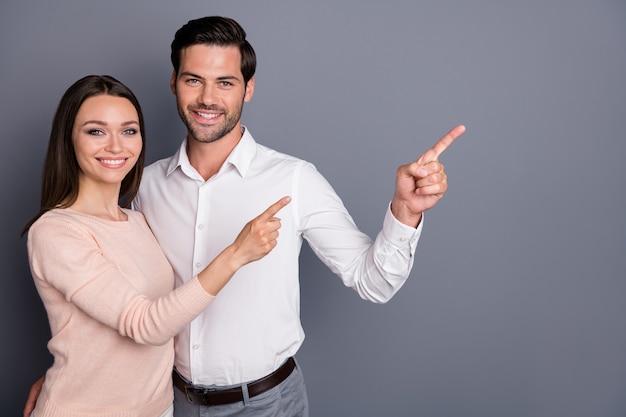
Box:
[28,215,214,346]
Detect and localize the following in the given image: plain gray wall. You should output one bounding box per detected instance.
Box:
[2,1,625,416]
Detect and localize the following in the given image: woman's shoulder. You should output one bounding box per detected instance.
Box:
[122,207,147,222]
[121,208,153,232]
[32,208,81,228]
[28,209,91,246]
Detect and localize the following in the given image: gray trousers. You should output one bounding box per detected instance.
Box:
[173,360,309,417]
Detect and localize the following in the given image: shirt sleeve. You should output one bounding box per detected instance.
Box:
[27,216,214,346]
[296,162,422,303]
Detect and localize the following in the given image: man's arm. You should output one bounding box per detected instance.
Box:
[298,124,465,303]
[23,375,44,417]
[391,124,466,227]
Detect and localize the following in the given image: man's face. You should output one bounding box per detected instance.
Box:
[171,44,254,144]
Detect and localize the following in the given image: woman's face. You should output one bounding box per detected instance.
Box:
[72,94,142,190]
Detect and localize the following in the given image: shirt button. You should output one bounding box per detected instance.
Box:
[198,224,204,230]
[195,263,201,268]
[193,344,200,350]
[399,237,407,242]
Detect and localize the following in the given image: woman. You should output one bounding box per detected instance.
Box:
[22,75,290,417]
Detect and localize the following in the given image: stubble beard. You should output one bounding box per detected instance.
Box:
[178,101,244,144]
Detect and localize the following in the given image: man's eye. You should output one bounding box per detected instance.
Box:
[219,81,233,87]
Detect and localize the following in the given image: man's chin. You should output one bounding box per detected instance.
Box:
[187,126,226,144]
[190,135,222,144]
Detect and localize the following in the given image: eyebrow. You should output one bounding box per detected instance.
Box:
[81,120,139,127]
[216,75,240,81]
[179,71,242,83]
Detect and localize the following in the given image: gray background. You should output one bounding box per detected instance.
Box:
[1,1,625,416]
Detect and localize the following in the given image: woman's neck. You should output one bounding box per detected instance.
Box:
[69,183,127,221]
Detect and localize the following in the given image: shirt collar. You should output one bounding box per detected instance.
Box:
[165,126,257,179]
[226,126,256,177]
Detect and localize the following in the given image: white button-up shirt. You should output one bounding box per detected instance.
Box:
[134,128,422,386]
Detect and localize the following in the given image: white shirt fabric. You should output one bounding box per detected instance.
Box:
[134,127,422,386]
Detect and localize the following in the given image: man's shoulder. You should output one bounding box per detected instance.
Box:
[143,154,177,178]
[248,142,328,187]
[254,142,311,167]
[136,154,179,204]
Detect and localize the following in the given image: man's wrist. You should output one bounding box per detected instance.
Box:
[390,201,422,228]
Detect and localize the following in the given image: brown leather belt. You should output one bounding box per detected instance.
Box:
[173,357,296,406]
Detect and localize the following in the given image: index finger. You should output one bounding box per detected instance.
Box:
[258,196,292,220]
[428,124,466,161]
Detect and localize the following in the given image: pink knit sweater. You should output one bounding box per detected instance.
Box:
[27,208,215,417]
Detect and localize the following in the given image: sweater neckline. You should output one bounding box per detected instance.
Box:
[56,207,134,227]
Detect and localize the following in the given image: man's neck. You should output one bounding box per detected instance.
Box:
[186,129,243,181]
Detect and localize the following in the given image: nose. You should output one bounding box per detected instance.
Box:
[104,134,123,153]
[199,84,216,106]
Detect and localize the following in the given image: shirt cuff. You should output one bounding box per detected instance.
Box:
[383,203,422,254]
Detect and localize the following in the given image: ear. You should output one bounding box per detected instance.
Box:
[244,76,255,102]
[170,71,177,95]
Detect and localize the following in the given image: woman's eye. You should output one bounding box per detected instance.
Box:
[87,129,104,136]
[123,128,138,135]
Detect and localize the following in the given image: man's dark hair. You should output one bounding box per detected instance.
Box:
[171,16,256,83]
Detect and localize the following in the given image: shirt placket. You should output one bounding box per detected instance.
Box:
[189,181,212,373]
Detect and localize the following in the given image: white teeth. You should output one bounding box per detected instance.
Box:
[100,159,125,165]
[197,112,219,119]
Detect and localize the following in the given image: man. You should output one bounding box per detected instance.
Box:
[25,15,464,417]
